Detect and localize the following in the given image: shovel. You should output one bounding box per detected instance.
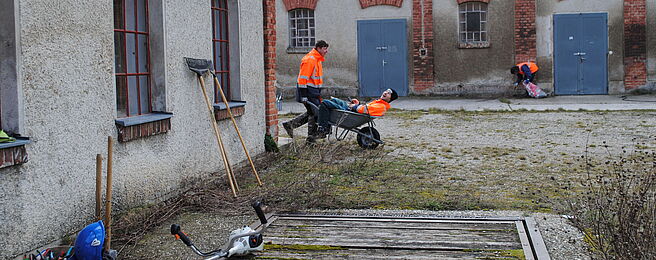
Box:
[185,57,238,196]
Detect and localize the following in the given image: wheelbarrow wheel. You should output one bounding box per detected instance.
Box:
[357,127,380,149]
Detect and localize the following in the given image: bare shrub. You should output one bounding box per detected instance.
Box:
[561,141,656,259]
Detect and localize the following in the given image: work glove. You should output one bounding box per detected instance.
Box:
[513,82,519,87]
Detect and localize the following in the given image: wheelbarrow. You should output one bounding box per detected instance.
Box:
[326,109,383,149]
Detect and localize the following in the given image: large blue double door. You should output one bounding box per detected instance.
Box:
[554,13,608,95]
[357,19,408,97]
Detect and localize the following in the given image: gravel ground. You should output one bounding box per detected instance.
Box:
[121,109,656,259]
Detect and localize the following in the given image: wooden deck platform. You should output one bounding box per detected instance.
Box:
[249,213,550,259]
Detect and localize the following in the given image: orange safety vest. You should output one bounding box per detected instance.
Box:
[516,62,539,75]
[297,49,324,88]
[356,99,391,117]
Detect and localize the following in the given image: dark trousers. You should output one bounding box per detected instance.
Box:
[318,98,349,129]
[285,86,321,137]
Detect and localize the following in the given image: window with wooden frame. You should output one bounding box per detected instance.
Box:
[212,0,231,102]
[458,1,489,48]
[114,0,152,118]
[288,8,315,52]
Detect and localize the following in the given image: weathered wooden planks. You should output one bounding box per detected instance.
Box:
[250,214,537,259]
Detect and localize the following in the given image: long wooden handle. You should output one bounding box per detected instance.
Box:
[104,136,113,252]
[213,76,263,186]
[199,76,238,197]
[95,154,103,221]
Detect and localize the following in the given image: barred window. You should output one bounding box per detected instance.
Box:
[1,0,20,134]
[459,2,488,43]
[289,8,315,49]
[211,0,231,102]
[114,0,152,118]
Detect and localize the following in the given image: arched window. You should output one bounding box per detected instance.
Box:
[288,8,315,50]
[458,1,488,44]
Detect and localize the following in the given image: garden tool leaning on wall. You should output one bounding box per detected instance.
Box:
[184,57,263,191]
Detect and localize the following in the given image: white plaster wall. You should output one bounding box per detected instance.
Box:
[275,1,412,90]
[536,0,624,93]
[0,0,265,258]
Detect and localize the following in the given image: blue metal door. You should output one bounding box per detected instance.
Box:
[554,13,608,95]
[357,19,408,97]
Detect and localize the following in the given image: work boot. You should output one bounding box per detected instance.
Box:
[282,121,294,138]
[316,126,331,139]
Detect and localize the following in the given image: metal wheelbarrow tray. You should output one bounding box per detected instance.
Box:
[327,109,383,149]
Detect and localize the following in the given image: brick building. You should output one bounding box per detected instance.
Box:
[272,0,655,97]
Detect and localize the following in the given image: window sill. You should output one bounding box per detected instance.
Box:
[458,42,490,49]
[213,101,246,121]
[0,137,30,169]
[286,47,312,54]
[115,112,173,142]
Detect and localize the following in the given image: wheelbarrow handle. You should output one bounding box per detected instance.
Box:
[171,224,194,247]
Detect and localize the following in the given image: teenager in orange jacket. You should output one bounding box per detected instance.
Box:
[282,40,329,142]
[316,88,398,137]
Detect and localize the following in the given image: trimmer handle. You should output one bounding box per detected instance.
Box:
[252,201,267,225]
[171,224,194,247]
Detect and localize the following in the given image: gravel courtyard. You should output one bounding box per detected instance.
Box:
[119,107,656,259]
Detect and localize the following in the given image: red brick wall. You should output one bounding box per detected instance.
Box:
[263,0,279,139]
[117,119,171,142]
[0,145,28,169]
[412,0,435,94]
[215,106,245,121]
[359,0,403,9]
[513,0,536,64]
[282,0,318,11]
[457,0,489,4]
[623,0,647,90]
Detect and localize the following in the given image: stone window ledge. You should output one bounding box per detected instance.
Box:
[0,137,30,169]
[115,112,173,142]
[286,47,312,54]
[214,101,246,121]
[458,42,490,49]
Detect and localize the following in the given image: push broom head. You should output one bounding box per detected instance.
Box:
[184,57,211,76]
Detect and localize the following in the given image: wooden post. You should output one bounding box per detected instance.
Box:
[104,136,113,252]
[95,154,103,221]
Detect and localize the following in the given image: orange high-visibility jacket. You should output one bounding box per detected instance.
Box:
[356,99,391,117]
[297,49,325,88]
[516,62,539,75]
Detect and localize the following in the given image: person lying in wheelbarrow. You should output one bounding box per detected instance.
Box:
[315,88,398,138]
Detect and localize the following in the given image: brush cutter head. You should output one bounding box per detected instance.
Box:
[184,57,211,76]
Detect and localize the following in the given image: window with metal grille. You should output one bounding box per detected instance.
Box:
[1,0,19,134]
[212,0,231,102]
[289,8,315,50]
[114,0,152,118]
[459,2,488,43]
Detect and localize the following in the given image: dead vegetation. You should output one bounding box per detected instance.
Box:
[558,141,656,259]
